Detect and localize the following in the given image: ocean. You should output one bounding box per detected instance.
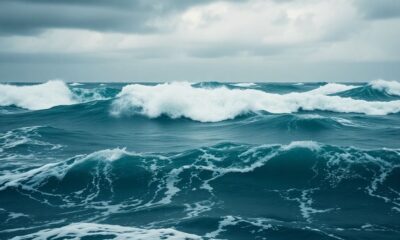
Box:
[0,80,399,239]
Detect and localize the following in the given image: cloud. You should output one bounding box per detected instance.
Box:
[0,0,363,57]
[0,0,399,82]
[0,0,229,36]
[310,18,400,62]
[355,0,400,20]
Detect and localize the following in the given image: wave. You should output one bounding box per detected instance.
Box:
[231,82,257,88]
[1,142,398,209]
[261,114,362,131]
[1,142,399,238]
[0,80,76,110]
[0,126,63,166]
[2,80,400,119]
[68,82,84,86]
[11,222,201,240]
[0,126,61,151]
[333,79,400,101]
[111,82,400,122]
[307,83,357,95]
[369,79,400,96]
[70,86,115,102]
[0,80,115,111]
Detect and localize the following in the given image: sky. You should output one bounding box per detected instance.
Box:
[0,0,399,82]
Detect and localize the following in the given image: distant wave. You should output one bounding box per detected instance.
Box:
[0,80,111,111]
[307,83,357,95]
[2,80,400,117]
[265,114,362,131]
[111,82,400,122]
[231,82,257,87]
[0,80,76,110]
[69,82,84,86]
[332,79,400,101]
[369,79,400,96]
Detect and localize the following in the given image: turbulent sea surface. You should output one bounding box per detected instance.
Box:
[0,80,400,239]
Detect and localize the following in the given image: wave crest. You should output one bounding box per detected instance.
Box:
[369,79,400,96]
[111,82,400,122]
[0,80,114,111]
[307,83,356,95]
[0,80,76,110]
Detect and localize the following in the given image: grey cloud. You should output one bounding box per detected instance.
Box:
[187,43,286,58]
[0,1,162,35]
[0,0,240,36]
[356,0,400,20]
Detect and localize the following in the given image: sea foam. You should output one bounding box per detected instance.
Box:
[0,80,76,110]
[308,83,357,95]
[231,82,257,87]
[12,223,201,240]
[111,82,400,122]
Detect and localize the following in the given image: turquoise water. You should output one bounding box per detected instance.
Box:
[0,80,399,239]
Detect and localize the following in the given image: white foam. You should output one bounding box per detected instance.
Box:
[11,222,201,240]
[83,148,128,162]
[0,80,76,110]
[0,148,128,191]
[231,82,257,87]
[111,82,400,122]
[331,117,360,127]
[282,141,321,152]
[184,200,213,218]
[369,79,400,96]
[308,83,357,95]
[205,216,237,238]
[69,82,84,86]
[296,114,325,120]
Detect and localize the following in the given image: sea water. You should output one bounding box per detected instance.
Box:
[0,80,399,239]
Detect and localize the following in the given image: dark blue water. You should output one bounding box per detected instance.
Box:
[0,80,399,239]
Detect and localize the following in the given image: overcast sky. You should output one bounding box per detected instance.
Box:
[0,0,399,82]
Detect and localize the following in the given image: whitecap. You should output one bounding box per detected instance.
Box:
[369,79,400,96]
[69,82,84,86]
[110,82,400,122]
[231,82,257,87]
[0,80,76,110]
[307,83,357,95]
[281,141,321,152]
[0,80,112,111]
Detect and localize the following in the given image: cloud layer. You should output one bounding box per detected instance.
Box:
[0,0,399,82]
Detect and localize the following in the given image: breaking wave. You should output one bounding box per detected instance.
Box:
[231,82,257,88]
[0,80,76,110]
[111,82,400,122]
[369,79,400,96]
[2,80,400,121]
[0,80,112,111]
[307,83,357,95]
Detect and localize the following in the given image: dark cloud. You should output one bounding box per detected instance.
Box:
[356,0,400,20]
[0,1,160,35]
[0,0,239,36]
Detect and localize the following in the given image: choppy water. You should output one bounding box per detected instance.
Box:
[0,80,399,239]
